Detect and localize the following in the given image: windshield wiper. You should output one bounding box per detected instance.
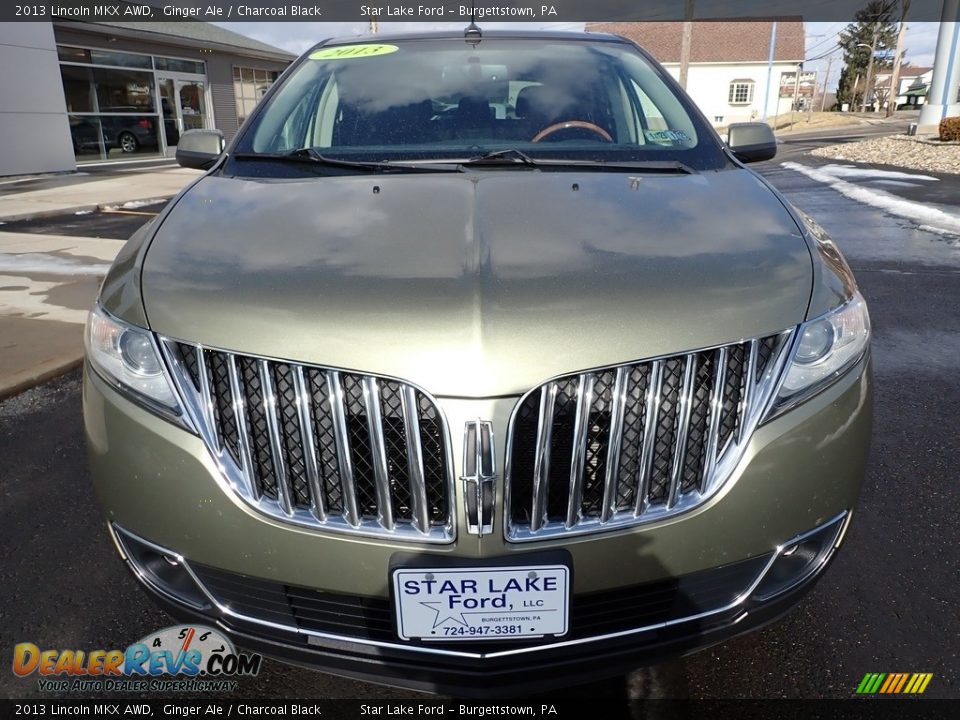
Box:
[231,148,462,173]
[465,148,540,167]
[459,151,696,174]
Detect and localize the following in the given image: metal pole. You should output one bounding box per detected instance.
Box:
[820,55,834,112]
[791,64,802,127]
[762,21,778,121]
[678,0,695,89]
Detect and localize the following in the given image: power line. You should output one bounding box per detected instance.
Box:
[805,22,847,55]
[805,44,844,64]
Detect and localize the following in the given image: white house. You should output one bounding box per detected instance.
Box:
[873,66,933,109]
[587,21,806,127]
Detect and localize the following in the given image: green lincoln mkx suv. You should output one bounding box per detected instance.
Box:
[83,30,872,694]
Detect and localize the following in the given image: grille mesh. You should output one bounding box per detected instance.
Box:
[167,343,453,540]
[507,334,789,539]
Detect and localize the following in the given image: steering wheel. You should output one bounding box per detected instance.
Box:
[531,120,613,143]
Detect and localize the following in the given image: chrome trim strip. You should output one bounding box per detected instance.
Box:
[194,346,217,446]
[530,382,558,533]
[327,371,360,528]
[137,512,847,661]
[401,386,429,535]
[111,525,209,612]
[260,361,294,516]
[701,346,727,494]
[115,515,849,661]
[227,355,258,500]
[294,366,326,523]
[566,373,595,528]
[461,420,497,536]
[362,377,394,532]
[738,340,759,445]
[635,360,663,516]
[601,367,628,523]
[667,354,697,509]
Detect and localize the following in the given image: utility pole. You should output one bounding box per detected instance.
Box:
[820,55,834,112]
[369,20,378,35]
[886,0,911,117]
[678,0,695,89]
[791,63,802,127]
[861,24,880,112]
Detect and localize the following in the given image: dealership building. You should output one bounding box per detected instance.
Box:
[0,18,294,177]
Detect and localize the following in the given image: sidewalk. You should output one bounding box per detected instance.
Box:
[0,165,201,222]
[0,166,201,399]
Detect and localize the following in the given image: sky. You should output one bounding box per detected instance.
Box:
[214,20,943,95]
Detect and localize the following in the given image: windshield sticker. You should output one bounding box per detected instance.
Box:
[644,129,692,143]
[309,44,399,60]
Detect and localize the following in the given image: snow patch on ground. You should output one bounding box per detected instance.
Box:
[0,253,110,276]
[109,198,166,210]
[809,164,939,183]
[781,162,960,238]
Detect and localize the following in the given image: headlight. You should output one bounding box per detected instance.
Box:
[84,305,187,425]
[769,291,870,416]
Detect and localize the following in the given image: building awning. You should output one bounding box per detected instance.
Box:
[904,85,928,97]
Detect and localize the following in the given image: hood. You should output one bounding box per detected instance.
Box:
[140,168,811,397]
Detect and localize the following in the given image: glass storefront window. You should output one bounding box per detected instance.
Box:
[93,68,156,113]
[61,65,95,113]
[58,46,90,63]
[57,45,152,69]
[155,57,205,75]
[90,49,152,69]
[68,114,107,157]
[234,66,279,126]
[59,44,216,162]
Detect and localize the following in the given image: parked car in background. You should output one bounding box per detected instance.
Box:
[97,101,180,153]
[84,30,872,695]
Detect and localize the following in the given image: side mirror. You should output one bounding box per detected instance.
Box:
[726,122,777,163]
[175,129,224,170]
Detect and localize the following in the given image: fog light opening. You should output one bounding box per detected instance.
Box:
[113,525,211,611]
[752,513,847,602]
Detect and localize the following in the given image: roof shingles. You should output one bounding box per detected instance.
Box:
[588,21,805,64]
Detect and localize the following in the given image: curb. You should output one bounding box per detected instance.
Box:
[0,355,84,403]
[0,196,171,224]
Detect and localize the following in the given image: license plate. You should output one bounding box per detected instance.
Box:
[392,565,569,641]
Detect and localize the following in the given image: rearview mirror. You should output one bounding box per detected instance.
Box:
[726,122,777,163]
[176,129,224,170]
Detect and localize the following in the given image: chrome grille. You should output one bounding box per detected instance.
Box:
[162,341,454,542]
[506,333,793,541]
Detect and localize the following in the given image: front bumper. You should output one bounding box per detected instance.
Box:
[83,354,871,694]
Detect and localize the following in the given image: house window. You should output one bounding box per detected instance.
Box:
[728,81,755,105]
[234,66,280,126]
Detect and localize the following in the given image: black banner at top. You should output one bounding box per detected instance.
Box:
[0,0,952,23]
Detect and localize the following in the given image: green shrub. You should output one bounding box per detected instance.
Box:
[940,116,960,141]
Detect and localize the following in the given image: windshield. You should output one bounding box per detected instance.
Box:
[232,37,728,171]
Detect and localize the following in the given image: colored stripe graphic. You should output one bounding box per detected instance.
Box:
[857,672,932,694]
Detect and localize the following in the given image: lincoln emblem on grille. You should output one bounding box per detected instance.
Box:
[461,420,496,536]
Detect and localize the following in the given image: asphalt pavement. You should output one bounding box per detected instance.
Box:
[1,153,958,702]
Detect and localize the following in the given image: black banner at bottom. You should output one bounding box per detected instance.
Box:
[1,699,959,720]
